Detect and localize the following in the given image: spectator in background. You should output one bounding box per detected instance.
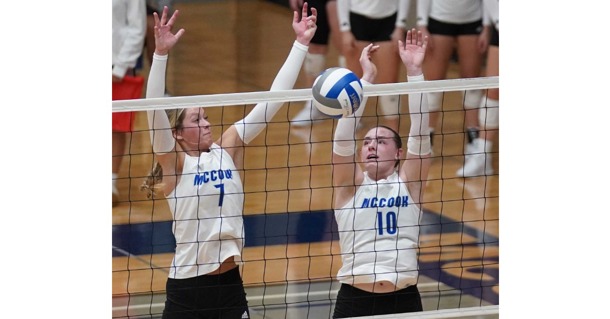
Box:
[416,0,488,156]
[112,0,146,206]
[456,0,498,177]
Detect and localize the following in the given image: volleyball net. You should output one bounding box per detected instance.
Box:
[112,76,499,319]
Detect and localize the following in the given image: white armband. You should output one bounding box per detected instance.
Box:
[235,41,308,144]
[146,53,175,154]
[406,73,431,156]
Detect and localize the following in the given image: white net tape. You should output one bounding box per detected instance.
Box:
[112,77,499,112]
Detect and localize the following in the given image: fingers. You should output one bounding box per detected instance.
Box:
[299,2,317,22]
[405,28,413,44]
[153,12,158,28]
[175,28,186,41]
[160,6,168,25]
[402,28,427,48]
[307,12,317,30]
[301,2,308,19]
[167,9,180,27]
[310,7,317,20]
[293,9,299,24]
[361,43,379,60]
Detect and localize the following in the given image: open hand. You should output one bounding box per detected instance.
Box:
[154,6,185,55]
[359,43,380,83]
[293,2,317,46]
[398,28,428,76]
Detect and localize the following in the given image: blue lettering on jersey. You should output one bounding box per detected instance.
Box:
[361,196,409,208]
[193,169,233,185]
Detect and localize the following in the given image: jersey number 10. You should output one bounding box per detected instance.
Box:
[377,211,397,235]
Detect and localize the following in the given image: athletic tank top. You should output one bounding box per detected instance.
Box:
[166,143,244,279]
[335,171,421,288]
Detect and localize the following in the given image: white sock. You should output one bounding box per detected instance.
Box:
[338,55,346,68]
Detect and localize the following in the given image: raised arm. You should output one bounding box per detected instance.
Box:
[223,3,318,155]
[398,28,431,206]
[331,43,379,208]
[145,7,185,182]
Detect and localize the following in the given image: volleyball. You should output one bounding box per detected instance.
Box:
[311,67,363,118]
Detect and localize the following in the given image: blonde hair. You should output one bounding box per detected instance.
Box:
[140,108,186,198]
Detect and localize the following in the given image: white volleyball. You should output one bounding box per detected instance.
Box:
[311,67,363,118]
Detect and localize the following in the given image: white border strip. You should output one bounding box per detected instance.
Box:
[112,77,499,112]
[112,281,498,319]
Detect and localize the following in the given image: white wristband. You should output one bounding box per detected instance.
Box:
[153,53,168,60]
[407,136,431,156]
[333,142,356,157]
[407,74,424,82]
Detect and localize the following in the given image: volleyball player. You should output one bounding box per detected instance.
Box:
[416,0,489,155]
[330,28,430,318]
[140,4,317,318]
[335,0,411,132]
[456,0,499,177]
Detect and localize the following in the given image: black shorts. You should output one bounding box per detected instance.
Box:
[349,11,398,42]
[162,267,250,319]
[306,0,335,45]
[332,283,423,318]
[489,24,499,47]
[427,17,483,36]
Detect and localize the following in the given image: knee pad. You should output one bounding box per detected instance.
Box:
[478,98,499,129]
[304,53,326,78]
[463,89,483,110]
[378,95,400,116]
[426,92,443,112]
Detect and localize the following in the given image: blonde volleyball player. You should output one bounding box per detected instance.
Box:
[140,4,317,318]
[330,29,430,318]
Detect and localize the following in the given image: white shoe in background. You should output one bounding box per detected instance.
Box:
[291,101,327,127]
[456,138,494,177]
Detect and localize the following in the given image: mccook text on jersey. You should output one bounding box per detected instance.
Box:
[193,169,234,185]
[361,196,409,208]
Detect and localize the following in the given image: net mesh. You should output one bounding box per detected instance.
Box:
[112,77,499,319]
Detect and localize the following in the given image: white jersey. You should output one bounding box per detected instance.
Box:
[166,143,245,279]
[417,0,483,26]
[335,171,421,288]
[338,0,410,32]
[483,0,499,30]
